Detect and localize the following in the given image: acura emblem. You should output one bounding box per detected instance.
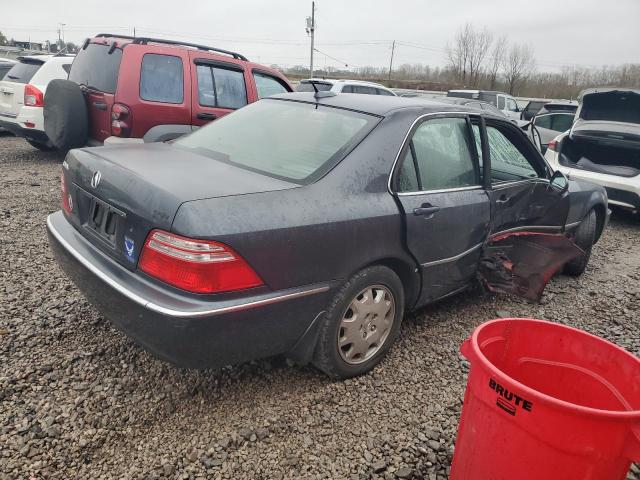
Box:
[91,171,102,189]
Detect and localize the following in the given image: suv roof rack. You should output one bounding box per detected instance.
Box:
[94,33,248,61]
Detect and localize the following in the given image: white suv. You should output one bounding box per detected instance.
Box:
[0,54,74,150]
[296,78,396,96]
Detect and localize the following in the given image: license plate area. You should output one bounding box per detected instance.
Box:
[85,196,124,247]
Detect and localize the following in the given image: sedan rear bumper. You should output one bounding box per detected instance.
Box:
[47,211,332,369]
[0,117,50,144]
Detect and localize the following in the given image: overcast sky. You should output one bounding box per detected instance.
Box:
[3,0,639,72]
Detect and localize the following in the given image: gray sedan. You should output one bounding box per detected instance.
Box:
[47,93,608,379]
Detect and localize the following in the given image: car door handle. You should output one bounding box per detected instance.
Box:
[413,204,440,217]
[92,102,107,110]
[197,112,217,120]
[496,195,511,206]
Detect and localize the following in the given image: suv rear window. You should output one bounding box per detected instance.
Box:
[196,64,247,109]
[3,60,43,84]
[175,99,379,184]
[69,43,122,94]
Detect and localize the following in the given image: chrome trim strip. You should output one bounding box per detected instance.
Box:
[491,225,564,237]
[491,178,550,190]
[386,111,480,195]
[564,221,581,229]
[47,214,330,318]
[421,243,483,267]
[397,185,483,196]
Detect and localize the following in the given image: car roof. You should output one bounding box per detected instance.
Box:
[269,92,498,117]
[578,87,640,100]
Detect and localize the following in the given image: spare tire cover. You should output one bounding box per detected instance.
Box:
[44,79,88,150]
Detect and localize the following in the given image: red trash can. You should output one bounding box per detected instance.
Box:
[450,318,640,480]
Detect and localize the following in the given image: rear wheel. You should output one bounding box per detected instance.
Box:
[564,209,597,276]
[25,139,55,151]
[312,266,404,379]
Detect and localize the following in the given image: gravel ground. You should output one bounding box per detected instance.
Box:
[1,134,639,480]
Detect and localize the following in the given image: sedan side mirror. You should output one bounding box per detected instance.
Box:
[549,170,569,194]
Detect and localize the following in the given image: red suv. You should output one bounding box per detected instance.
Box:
[44,34,293,150]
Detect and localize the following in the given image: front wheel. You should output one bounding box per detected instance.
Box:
[564,209,597,276]
[312,266,404,379]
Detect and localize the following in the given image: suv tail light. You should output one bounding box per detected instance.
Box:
[24,84,44,107]
[60,172,73,215]
[139,230,263,294]
[111,103,131,137]
[547,139,558,152]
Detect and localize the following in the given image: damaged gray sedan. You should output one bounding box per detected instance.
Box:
[47,92,609,379]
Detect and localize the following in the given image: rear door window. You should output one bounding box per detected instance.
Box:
[497,96,506,110]
[69,43,122,93]
[398,117,479,192]
[505,98,518,112]
[196,64,247,109]
[139,54,184,104]
[253,72,288,98]
[3,60,43,84]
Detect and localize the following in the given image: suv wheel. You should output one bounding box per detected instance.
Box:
[25,139,55,151]
[312,266,404,379]
[564,209,597,276]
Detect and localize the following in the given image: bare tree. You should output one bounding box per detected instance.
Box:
[467,27,493,86]
[446,24,473,84]
[488,36,507,89]
[502,43,536,94]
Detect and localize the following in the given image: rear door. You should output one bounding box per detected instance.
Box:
[0,58,43,118]
[189,52,249,126]
[393,113,490,303]
[475,119,570,235]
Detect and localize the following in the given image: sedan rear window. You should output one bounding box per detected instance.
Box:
[69,43,122,94]
[175,99,379,183]
[3,60,43,84]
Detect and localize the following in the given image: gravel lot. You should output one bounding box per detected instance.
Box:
[1,134,639,480]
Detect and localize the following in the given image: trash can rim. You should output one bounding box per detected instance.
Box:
[469,317,640,419]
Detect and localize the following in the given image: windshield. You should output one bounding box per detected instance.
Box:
[175,99,379,184]
[69,43,122,93]
[3,60,42,84]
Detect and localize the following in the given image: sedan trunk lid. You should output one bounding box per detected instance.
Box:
[63,142,298,268]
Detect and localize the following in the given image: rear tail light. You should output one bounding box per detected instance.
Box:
[60,172,73,215]
[547,139,558,152]
[139,230,263,294]
[24,84,44,107]
[111,103,131,137]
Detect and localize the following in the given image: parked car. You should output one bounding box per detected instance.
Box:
[545,88,640,212]
[520,99,548,121]
[532,111,575,153]
[538,100,578,115]
[437,96,509,118]
[47,93,608,379]
[447,89,520,120]
[0,59,17,133]
[0,58,17,80]
[43,34,293,151]
[296,78,396,96]
[0,54,74,149]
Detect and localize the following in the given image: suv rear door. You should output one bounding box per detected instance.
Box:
[189,52,250,126]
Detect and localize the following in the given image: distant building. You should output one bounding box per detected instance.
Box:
[9,40,44,51]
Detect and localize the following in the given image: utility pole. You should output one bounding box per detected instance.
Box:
[388,40,395,82]
[306,2,316,77]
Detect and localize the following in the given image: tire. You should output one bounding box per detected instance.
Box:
[25,138,55,151]
[564,209,597,276]
[43,79,88,151]
[312,266,404,379]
